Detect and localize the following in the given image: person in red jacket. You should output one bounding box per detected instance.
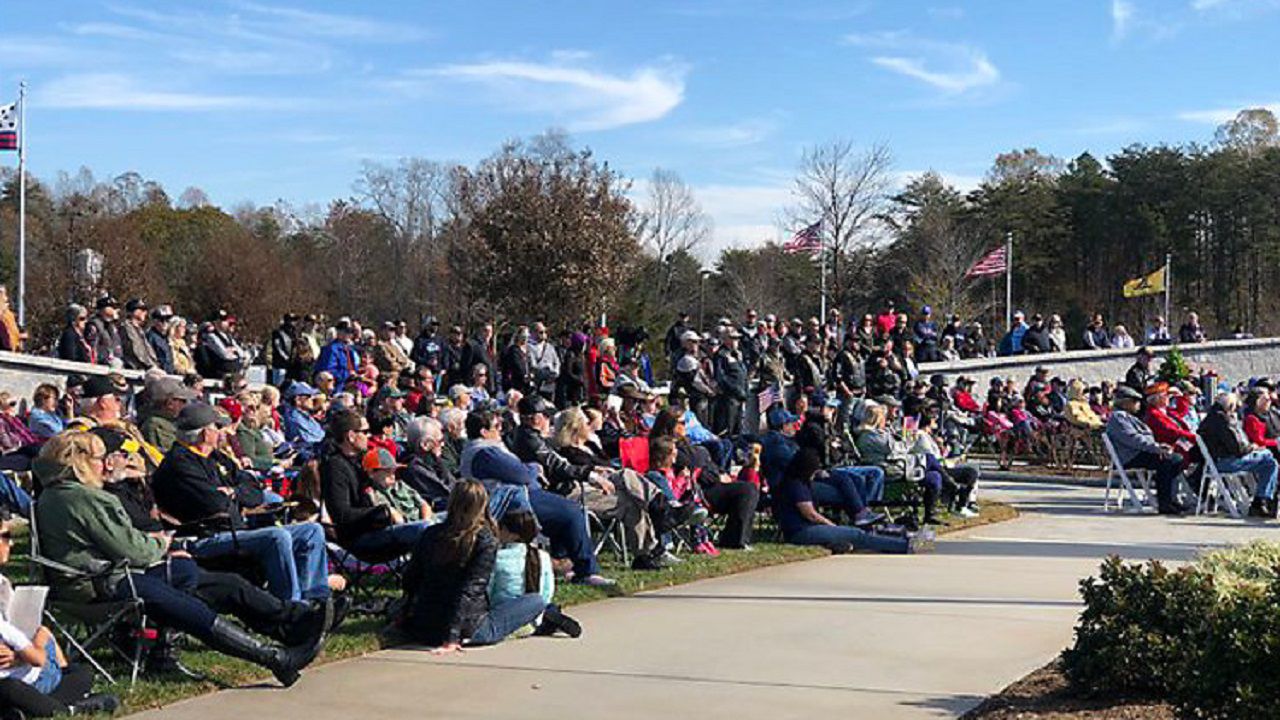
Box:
[1144,382,1200,467]
[952,377,982,414]
[1243,388,1280,461]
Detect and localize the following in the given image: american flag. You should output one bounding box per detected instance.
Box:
[0,103,14,152]
[757,385,778,412]
[965,245,1008,278]
[783,221,822,255]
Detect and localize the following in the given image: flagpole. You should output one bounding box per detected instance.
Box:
[819,225,827,321]
[1004,231,1012,331]
[16,80,25,329]
[1163,252,1171,328]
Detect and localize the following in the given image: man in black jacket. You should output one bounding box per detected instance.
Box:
[402,416,456,509]
[270,314,297,385]
[712,329,748,437]
[459,323,496,394]
[509,395,669,569]
[152,403,332,603]
[1123,347,1155,391]
[1198,392,1279,516]
[320,410,432,556]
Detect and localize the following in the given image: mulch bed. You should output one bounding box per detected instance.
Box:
[962,660,1175,719]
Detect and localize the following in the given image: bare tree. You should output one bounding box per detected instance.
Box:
[639,169,712,299]
[1215,107,1280,155]
[788,140,893,313]
[177,186,211,209]
[354,158,456,317]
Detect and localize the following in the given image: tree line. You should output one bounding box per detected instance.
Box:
[0,109,1276,353]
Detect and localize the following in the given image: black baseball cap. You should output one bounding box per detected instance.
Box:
[177,402,230,431]
[95,296,119,310]
[81,375,126,399]
[517,394,555,417]
[125,298,148,313]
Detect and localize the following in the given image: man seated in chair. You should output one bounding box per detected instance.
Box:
[151,403,336,605]
[1104,386,1190,516]
[319,410,433,558]
[1198,391,1279,518]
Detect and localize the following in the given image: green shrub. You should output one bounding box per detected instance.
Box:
[1061,556,1214,697]
[1062,546,1280,719]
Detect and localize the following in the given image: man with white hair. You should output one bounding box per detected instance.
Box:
[402,416,457,510]
[438,406,467,474]
[1199,391,1279,517]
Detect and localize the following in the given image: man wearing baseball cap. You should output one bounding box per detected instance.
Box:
[140,378,197,454]
[86,296,123,368]
[152,402,336,606]
[147,305,176,374]
[320,411,432,557]
[363,447,431,524]
[281,382,324,460]
[1104,385,1188,515]
[121,299,159,371]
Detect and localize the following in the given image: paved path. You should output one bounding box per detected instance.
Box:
[136,479,1280,719]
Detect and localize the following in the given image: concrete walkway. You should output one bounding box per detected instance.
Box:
[136,480,1280,720]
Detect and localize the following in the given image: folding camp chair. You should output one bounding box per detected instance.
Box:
[29,505,149,686]
[1193,434,1253,519]
[1101,434,1156,513]
[325,540,405,616]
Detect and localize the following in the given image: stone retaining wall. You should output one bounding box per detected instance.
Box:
[917,337,1280,387]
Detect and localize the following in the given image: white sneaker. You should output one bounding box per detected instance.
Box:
[957,506,979,518]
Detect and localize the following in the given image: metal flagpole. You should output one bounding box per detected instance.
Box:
[1004,231,1012,331]
[1163,253,1171,327]
[16,80,26,328]
[819,224,827,321]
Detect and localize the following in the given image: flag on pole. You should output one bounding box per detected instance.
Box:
[0,103,15,151]
[965,245,1008,278]
[783,221,822,255]
[1122,265,1167,298]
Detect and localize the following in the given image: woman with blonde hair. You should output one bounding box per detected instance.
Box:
[33,432,326,687]
[167,317,194,376]
[854,403,945,524]
[400,480,581,652]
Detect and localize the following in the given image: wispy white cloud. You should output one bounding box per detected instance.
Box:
[231,2,430,42]
[414,57,686,131]
[1111,0,1135,39]
[1177,103,1280,124]
[845,32,1000,94]
[894,169,983,193]
[37,73,281,111]
[677,118,779,148]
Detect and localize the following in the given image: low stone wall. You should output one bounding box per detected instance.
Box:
[0,351,151,400]
[917,337,1280,388]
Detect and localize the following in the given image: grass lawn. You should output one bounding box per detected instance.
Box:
[15,501,1015,716]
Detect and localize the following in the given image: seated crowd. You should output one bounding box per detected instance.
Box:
[0,295,1247,716]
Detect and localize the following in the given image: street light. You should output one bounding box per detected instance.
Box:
[699,269,715,332]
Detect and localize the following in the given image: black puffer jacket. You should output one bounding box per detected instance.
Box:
[402,525,498,646]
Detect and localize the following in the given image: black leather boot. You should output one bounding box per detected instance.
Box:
[204,618,323,688]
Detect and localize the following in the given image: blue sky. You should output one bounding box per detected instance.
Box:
[0,0,1276,256]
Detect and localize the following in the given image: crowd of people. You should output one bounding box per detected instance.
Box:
[0,288,1265,717]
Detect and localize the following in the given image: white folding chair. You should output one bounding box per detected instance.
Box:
[1193,434,1251,519]
[1101,434,1155,512]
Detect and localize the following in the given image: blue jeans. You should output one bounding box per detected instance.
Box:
[191,523,330,602]
[527,488,599,578]
[31,637,62,694]
[115,562,218,639]
[1217,451,1279,500]
[0,473,31,518]
[787,523,909,553]
[467,592,548,646]
[349,521,433,557]
[819,467,885,516]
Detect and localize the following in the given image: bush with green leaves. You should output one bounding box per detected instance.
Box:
[1062,546,1280,719]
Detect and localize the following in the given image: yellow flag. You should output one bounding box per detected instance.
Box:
[1123,266,1167,298]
